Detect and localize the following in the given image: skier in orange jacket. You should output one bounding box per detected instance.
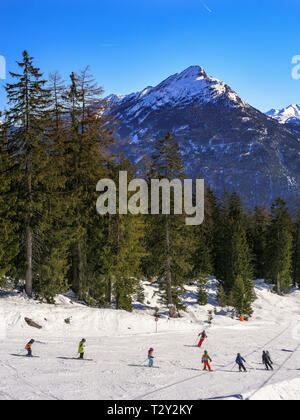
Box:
[25,339,34,357]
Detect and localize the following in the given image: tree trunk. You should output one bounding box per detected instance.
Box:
[25,226,33,296]
[165,215,174,316]
[277,272,281,295]
[105,278,112,304]
[106,215,113,304]
[78,240,85,300]
[25,148,33,297]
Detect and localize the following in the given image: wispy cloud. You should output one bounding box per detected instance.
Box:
[200,1,212,13]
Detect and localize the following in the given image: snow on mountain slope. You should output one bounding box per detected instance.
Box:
[107,66,300,209]
[107,66,246,122]
[0,280,299,400]
[266,104,300,125]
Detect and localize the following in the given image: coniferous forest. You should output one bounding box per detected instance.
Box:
[0,51,299,319]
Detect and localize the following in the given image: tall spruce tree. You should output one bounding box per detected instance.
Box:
[145,132,193,317]
[230,275,253,318]
[4,51,52,296]
[90,155,147,310]
[213,189,232,285]
[0,122,19,285]
[250,206,269,279]
[31,72,75,302]
[203,187,220,271]
[214,191,255,317]
[192,226,212,305]
[63,67,116,301]
[265,198,293,294]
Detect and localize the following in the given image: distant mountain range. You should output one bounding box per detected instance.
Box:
[106,66,300,209]
[266,104,300,125]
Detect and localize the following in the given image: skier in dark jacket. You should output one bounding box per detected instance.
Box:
[262,351,273,371]
[236,353,247,372]
[25,339,34,357]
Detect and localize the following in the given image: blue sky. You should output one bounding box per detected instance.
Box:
[0,0,300,112]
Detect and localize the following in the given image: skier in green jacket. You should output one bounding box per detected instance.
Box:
[78,339,86,359]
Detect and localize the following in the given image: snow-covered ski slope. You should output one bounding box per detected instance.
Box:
[0,280,299,400]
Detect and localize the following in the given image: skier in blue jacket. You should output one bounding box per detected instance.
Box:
[236,353,247,372]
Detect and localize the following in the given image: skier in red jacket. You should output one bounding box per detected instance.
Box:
[198,330,207,347]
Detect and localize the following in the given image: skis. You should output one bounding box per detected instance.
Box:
[128,364,160,368]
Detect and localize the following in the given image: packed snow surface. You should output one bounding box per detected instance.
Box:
[0,280,299,400]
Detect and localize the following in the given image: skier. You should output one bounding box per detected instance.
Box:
[236,353,247,372]
[266,350,272,362]
[148,347,154,367]
[198,330,207,348]
[202,350,212,371]
[25,339,34,357]
[262,351,273,371]
[78,338,86,359]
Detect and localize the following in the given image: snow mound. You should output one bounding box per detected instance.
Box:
[246,378,300,400]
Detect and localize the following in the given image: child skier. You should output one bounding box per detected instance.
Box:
[148,347,154,367]
[198,330,207,348]
[236,353,247,372]
[262,351,273,371]
[25,339,35,357]
[202,350,212,371]
[78,338,86,359]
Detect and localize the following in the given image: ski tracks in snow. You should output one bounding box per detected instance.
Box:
[0,359,61,401]
[245,340,300,400]
[132,322,293,400]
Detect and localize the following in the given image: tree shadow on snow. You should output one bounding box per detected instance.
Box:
[131,303,155,311]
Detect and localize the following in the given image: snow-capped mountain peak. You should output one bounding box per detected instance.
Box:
[168,65,208,81]
[106,93,125,105]
[266,104,300,125]
[106,65,246,121]
[106,66,300,209]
